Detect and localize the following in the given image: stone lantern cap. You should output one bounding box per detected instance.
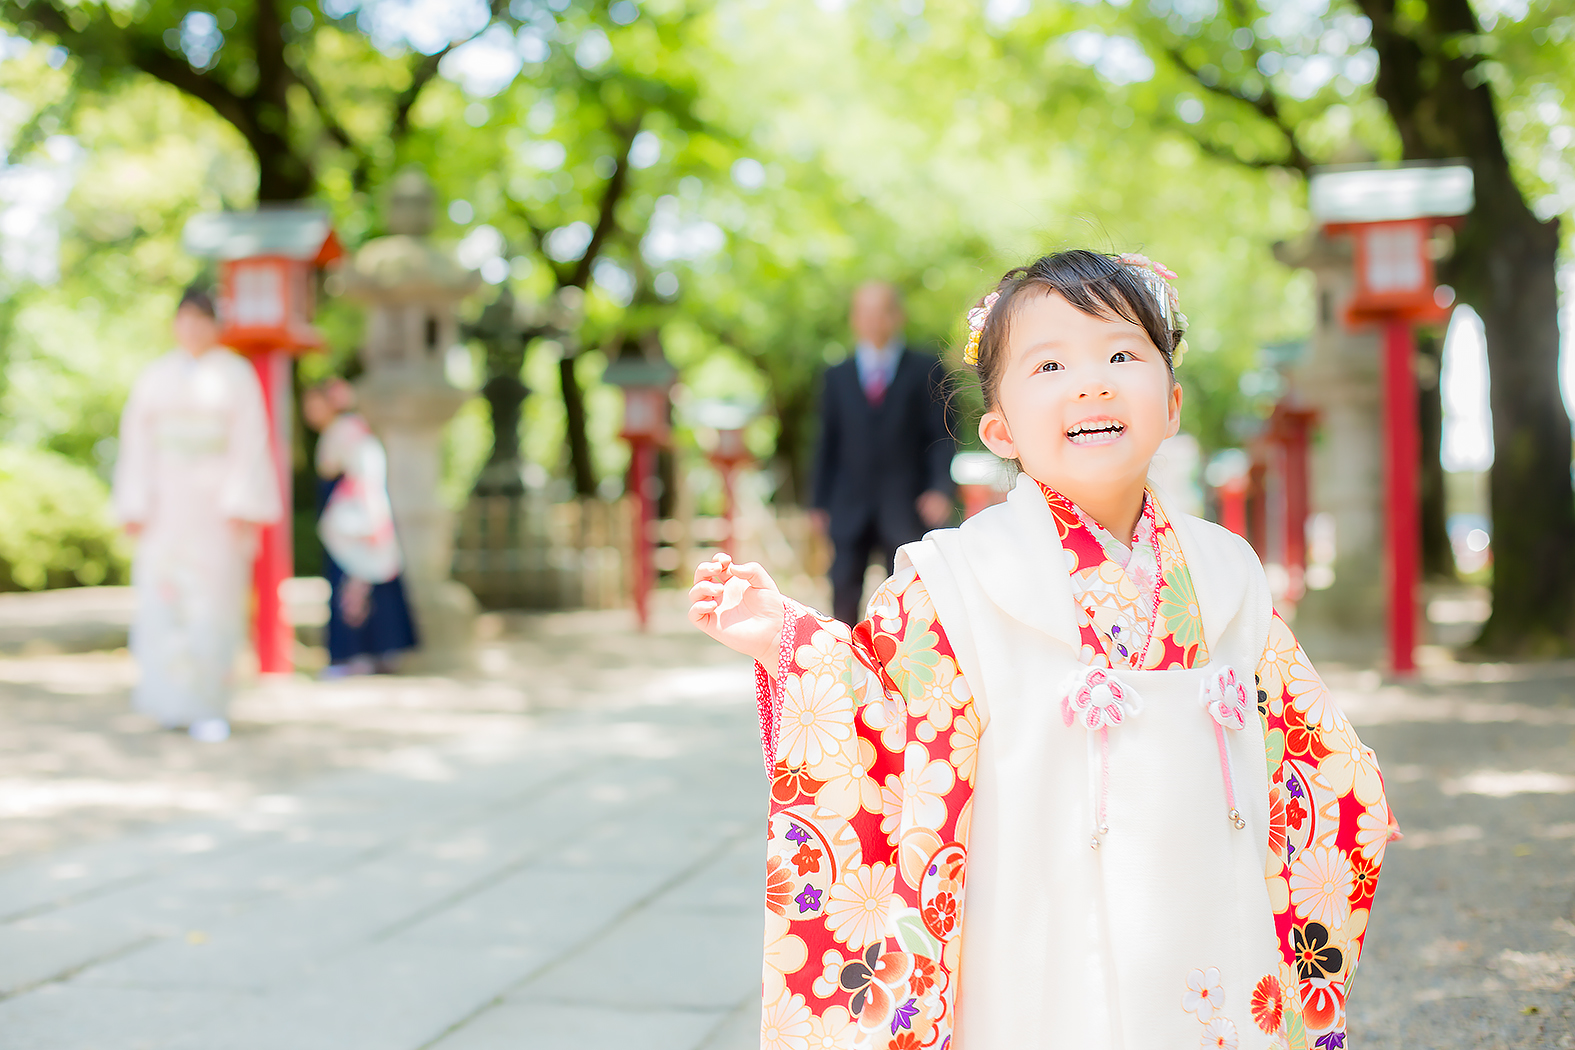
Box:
[341,239,480,303]
[340,167,480,303]
[183,208,342,264]
[603,355,677,390]
[1309,161,1474,224]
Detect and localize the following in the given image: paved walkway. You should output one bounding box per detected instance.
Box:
[0,588,1571,1048]
[0,596,764,1050]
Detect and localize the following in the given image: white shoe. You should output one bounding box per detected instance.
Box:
[189,718,230,743]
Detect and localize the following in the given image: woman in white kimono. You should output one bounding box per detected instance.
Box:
[112,286,281,742]
[690,252,1394,1049]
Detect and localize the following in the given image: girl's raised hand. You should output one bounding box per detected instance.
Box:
[688,553,785,671]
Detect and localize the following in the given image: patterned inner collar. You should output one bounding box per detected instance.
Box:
[1039,483,1160,569]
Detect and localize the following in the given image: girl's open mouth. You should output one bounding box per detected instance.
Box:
[1066,419,1126,446]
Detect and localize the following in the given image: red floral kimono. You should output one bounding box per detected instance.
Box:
[753,484,1391,1050]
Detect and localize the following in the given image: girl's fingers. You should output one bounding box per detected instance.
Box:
[688,581,725,602]
[728,560,777,592]
[688,598,718,624]
[691,554,734,585]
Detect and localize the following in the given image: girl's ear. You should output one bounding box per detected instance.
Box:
[979,409,1016,460]
[1164,381,1183,440]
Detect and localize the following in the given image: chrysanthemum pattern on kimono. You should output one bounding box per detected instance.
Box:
[753,484,1391,1050]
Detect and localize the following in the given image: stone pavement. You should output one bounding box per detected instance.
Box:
[0,587,1571,1048]
[0,594,766,1050]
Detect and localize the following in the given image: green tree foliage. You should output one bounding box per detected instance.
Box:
[0,0,1569,658]
[0,446,129,590]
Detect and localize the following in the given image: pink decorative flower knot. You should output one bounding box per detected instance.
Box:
[1061,667,1141,730]
[1201,665,1250,731]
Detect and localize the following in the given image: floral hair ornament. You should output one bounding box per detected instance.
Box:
[1116,252,1189,368]
[961,290,999,367]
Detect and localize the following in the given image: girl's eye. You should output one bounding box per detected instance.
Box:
[1036,360,1063,372]
[1111,351,1136,363]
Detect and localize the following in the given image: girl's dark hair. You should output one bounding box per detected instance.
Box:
[177,284,218,320]
[971,249,1181,407]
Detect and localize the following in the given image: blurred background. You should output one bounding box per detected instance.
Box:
[0,1,1572,1048]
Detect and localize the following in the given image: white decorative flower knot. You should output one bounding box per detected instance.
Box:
[1061,667,1142,730]
[1200,665,1250,732]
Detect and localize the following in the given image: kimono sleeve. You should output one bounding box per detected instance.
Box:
[1257,611,1396,1049]
[111,366,157,526]
[753,568,977,1049]
[217,357,283,525]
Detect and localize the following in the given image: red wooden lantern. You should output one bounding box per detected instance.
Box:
[1309,161,1473,673]
[184,210,344,675]
[620,385,673,444]
[1325,218,1458,327]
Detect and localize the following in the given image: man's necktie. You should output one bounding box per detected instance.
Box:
[864,365,887,407]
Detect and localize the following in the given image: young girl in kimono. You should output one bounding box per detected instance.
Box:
[689,250,1393,1050]
[302,378,418,676]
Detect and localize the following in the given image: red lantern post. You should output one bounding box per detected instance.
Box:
[1310,162,1473,673]
[604,351,677,631]
[710,425,750,544]
[1206,449,1251,540]
[1266,403,1319,606]
[692,399,756,546]
[184,211,343,674]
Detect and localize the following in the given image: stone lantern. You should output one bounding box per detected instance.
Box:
[339,168,480,671]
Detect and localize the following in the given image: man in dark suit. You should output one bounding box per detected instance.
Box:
[811,281,956,625]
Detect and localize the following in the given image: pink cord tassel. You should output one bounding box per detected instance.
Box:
[1201,667,1250,831]
[1061,667,1141,851]
[1214,722,1246,830]
[1091,726,1112,849]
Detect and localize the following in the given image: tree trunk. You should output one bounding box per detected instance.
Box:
[254,137,315,202]
[1458,198,1574,653]
[1416,331,1453,580]
[559,352,598,497]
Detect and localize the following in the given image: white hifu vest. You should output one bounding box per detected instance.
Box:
[899,476,1280,1049]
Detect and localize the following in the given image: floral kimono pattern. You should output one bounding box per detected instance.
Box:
[754,486,1391,1050]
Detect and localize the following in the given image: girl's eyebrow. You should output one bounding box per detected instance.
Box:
[1018,331,1150,358]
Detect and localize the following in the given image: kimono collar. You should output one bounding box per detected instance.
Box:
[956,474,1084,651]
[957,473,1233,656]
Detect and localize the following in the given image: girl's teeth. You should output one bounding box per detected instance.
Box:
[1068,426,1124,445]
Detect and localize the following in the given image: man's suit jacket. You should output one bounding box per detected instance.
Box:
[812,348,956,544]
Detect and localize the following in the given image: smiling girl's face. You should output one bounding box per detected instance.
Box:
[978,289,1182,536]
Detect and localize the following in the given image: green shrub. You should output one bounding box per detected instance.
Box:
[0,446,130,591]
